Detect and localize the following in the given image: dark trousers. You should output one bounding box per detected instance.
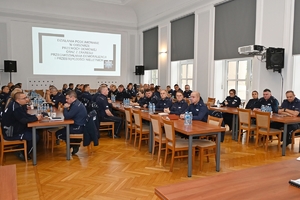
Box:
[5,130,39,154]
[270,122,300,144]
[100,116,123,136]
[56,125,84,145]
[223,113,233,130]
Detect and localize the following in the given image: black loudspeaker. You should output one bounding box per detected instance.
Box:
[4,60,17,72]
[135,65,144,75]
[266,48,284,71]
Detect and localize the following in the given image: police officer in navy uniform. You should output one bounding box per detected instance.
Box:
[115,84,130,101]
[253,88,279,113]
[126,83,136,98]
[1,92,42,161]
[245,90,259,110]
[56,90,87,154]
[275,90,300,146]
[166,85,173,98]
[183,84,192,98]
[96,85,122,138]
[180,91,208,122]
[221,89,241,130]
[49,87,66,108]
[155,90,172,111]
[164,90,188,115]
[0,85,10,113]
[81,84,93,102]
[172,84,183,99]
[131,90,147,107]
[143,89,159,108]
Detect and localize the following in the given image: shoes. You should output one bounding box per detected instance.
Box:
[71,146,80,155]
[14,151,30,161]
[114,135,120,139]
[56,139,60,145]
[281,142,291,148]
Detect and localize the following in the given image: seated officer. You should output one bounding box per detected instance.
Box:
[253,88,279,113]
[49,87,66,108]
[166,85,173,98]
[96,85,122,138]
[183,84,192,98]
[81,84,93,102]
[155,90,172,111]
[164,90,188,115]
[56,90,87,154]
[221,89,241,130]
[0,85,10,112]
[180,91,208,122]
[142,89,159,108]
[131,90,146,107]
[1,92,42,161]
[115,84,130,101]
[245,90,259,110]
[172,84,183,98]
[274,90,300,146]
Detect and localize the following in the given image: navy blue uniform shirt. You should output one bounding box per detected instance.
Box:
[81,91,93,102]
[116,90,130,101]
[155,97,172,111]
[144,95,159,107]
[245,98,259,110]
[186,101,208,122]
[281,97,300,116]
[96,94,111,118]
[63,99,87,126]
[51,92,66,108]
[170,100,188,115]
[222,95,241,108]
[254,96,279,113]
[183,90,192,98]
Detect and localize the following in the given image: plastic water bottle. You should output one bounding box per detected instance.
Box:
[111,95,115,102]
[217,100,220,108]
[149,103,153,114]
[189,112,193,125]
[261,105,266,112]
[152,103,156,112]
[184,111,190,125]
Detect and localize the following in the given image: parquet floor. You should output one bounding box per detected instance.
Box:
[3,131,300,200]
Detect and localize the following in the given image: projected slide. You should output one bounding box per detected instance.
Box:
[32,27,121,76]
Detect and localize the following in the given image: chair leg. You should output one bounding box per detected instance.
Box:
[238,129,242,143]
[157,142,162,164]
[199,148,204,171]
[134,132,138,147]
[152,140,156,159]
[164,148,168,166]
[265,135,269,151]
[138,133,142,151]
[24,142,28,163]
[51,132,55,153]
[170,150,175,172]
[0,145,4,165]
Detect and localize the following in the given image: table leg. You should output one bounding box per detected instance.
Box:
[231,115,235,140]
[32,127,37,165]
[66,125,70,160]
[282,124,287,156]
[188,135,193,177]
[234,114,239,140]
[216,132,221,172]
[149,121,153,153]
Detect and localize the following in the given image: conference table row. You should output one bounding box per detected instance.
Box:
[209,106,300,156]
[112,103,225,177]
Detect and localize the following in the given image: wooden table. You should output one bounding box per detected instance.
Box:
[0,165,18,200]
[27,110,74,165]
[155,159,300,199]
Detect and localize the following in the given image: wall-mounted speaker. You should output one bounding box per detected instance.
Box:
[266,48,284,71]
[135,65,144,75]
[4,60,17,72]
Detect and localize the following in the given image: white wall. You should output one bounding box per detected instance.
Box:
[0,0,138,89]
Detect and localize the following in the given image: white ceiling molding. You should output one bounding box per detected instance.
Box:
[88,0,132,5]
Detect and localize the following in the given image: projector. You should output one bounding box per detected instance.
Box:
[238,45,264,55]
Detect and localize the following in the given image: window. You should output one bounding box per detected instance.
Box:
[225,59,252,102]
[214,58,252,103]
[144,70,158,85]
[171,60,193,90]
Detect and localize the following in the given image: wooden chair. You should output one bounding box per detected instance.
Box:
[132,109,150,150]
[291,129,300,151]
[207,97,216,106]
[0,129,27,165]
[124,107,135,143]
[45,127,64,153]
[69,134,92,155]
[237,108,256,144]
[185,98,191,106]
[150,114,166,164]
[35,89,44,98]
[162,118,195,172]
[193,115,220,171]
[255,111,282,151]
[99,122,115,139]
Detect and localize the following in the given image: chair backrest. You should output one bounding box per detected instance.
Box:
[124,107,133,124]
[207,115,223,127]
[185,98,191,106]
[207,97,216,106]
[35,89,44,98]
[150,114,162,137]
[162,117,175,144]
[255,111,270,131]
[132,109,142,130]
[238,108,251,125]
